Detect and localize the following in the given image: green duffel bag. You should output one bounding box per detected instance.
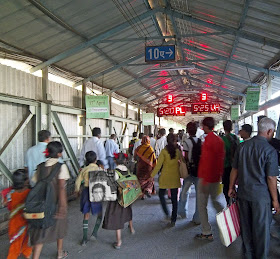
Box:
[115,169,142,208]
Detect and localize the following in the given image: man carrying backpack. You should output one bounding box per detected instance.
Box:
[222,120,239,205]
[178,122,201,224]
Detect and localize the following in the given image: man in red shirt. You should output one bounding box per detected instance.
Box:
[195,117,225,241]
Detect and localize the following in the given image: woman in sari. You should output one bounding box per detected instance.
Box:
[134,136,157,199]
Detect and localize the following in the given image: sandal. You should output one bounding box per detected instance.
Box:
[195,233,214,241]
[57,251,69,259]
[113,242,122,249]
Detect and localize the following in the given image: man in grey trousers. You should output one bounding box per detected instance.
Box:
[229,117,280,259]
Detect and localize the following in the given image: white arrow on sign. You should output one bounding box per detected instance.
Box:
[166,48,174,57]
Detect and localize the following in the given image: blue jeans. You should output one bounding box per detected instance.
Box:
[107,156,116,170]
[178,175,200,223]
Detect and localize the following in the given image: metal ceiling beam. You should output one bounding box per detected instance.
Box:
[98,32,226,43]
[220,0,250,89]
[143,0,184,103]
[193,64,258,86]
[128,79,177,101]
[189,76,245,97]
[74,54,144,86]
[182,44,280,77]
[163,8,280,50]
[29,8,158,72]
[149,64,256,88]
[142,87,233,107]
[147,72,244,96]
[163,0,194,90]
[28,1,160,100]
[124,59,218,66]
[107,72,154,93]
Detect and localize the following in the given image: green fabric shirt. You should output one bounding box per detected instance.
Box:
[222,133,239,168]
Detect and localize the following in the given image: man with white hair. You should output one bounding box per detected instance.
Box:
[229,117,280,259]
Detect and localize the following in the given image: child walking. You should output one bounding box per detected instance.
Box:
[75,151,103,246]
[102,153,135,249]
[6,169,32,259]
[29,141,70,259]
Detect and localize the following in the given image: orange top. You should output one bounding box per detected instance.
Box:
[8,189,30,238]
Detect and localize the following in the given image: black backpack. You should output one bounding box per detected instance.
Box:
[128,139,136,155]
[24,162,62,229]
[188,137,202,177]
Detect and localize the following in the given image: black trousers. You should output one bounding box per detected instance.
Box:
[238,198,272,259]
[159,188,178,222]
[222,166,232,205]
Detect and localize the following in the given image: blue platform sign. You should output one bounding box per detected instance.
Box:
[145,45,175,62]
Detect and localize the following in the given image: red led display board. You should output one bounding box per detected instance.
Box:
[157,106,187,117]
[191,103,221,114]
[200,93,207,102]
[166,94,174,103]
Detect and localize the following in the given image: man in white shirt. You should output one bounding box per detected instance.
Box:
[25,130,51,187]
[105,134,119,169]
[79,127,108,169]
[149,133,156,151]
[155,128,167,158]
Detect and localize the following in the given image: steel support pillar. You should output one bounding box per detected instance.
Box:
[41,67,51,130]
[51,111,80,176]
[0,159,12,183]
[267,73,272,101]
[0,112,34,159]
[81,82,87,143]
[126,102,129,119]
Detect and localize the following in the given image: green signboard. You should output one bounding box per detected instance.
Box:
[86,95,110,119]
[245,87,260,111]
[231,105,240,121]
[143,113,154,126]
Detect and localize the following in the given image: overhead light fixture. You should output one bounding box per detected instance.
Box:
[151,65,195,72]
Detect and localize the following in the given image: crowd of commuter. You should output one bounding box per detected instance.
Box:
[1,114,280,259]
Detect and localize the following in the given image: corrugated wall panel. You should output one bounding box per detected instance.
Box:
[0,102,33,171]
[0,64,42,100]
[48,81,82,108]
[111,103,125,117]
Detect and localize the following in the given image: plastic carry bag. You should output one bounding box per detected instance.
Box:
[216,201,240,247]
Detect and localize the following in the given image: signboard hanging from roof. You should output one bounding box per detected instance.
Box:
[231,105,240,121]
[245,87,260,111]
[86,95,110,119]
[142,113,155,126]
[145,45,175,62]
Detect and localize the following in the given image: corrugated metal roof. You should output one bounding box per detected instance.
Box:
[0,0,280,122]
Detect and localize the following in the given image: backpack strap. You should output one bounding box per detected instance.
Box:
[43,163,62,183]
[115,168,130,178]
